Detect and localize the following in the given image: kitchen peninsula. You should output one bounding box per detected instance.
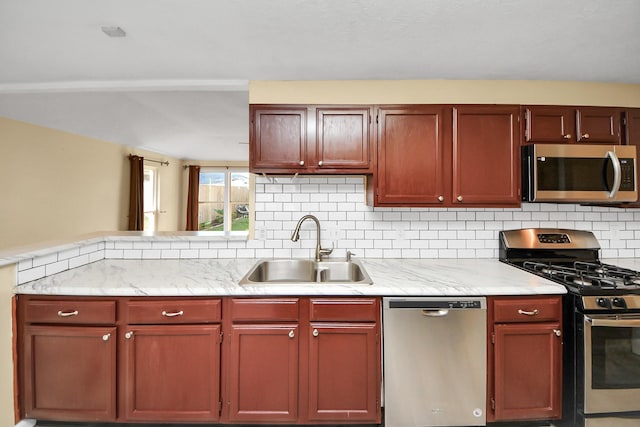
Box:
[3,231,567,426]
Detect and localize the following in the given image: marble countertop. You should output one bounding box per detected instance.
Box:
[15,257,566,297]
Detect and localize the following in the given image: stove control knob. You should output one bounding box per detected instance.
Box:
[612,298,627,308]
[596,297,612,309]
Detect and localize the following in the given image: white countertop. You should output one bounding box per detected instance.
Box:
[14,258,566,297]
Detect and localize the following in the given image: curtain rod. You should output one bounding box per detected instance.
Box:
[128,154,169,166]
[183,165,234,169]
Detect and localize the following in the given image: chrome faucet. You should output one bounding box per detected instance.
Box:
[291,214,333,262]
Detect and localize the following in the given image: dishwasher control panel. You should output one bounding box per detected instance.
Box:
[386,298,486,310]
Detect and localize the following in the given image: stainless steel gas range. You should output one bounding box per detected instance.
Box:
[500,228,640,427]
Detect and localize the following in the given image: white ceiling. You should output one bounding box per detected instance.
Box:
[0,0,639,161]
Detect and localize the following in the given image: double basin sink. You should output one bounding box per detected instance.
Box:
[239,258,373,286]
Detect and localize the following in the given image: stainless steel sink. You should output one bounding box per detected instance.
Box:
[239,259,373,286]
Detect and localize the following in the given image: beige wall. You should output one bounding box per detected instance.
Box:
[0,117,182,251]
[0,264,16,425]
[249,80,640,106]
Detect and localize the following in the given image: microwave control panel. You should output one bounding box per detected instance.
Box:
[620,158,635,191]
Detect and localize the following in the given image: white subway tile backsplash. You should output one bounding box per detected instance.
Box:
[33,253,58,267]
[14,177,640,286]
[18,266,46,285]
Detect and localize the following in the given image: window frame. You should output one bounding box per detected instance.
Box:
[143,164,159,232]
[198,167,250,236]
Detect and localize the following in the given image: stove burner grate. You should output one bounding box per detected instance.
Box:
[520,260,640,293]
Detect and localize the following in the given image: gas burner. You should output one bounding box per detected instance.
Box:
[501,229,640,297]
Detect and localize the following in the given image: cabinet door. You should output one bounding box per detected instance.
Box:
[626,108,640,146]
[250,106,308,172]
[524,106,575,143]
[316,107,372,171]
[376,106,448,204]
[227,324,299,423]
[493,323,562,421]
[122,325,221,422]
[453,106,520,206]
[307,323,380,422]
[22,325,117,421]
[576,107,622,144]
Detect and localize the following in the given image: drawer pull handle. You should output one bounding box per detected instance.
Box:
[518,309,539,316]
[102,333,111,341]
[125,331,134,339]
[289,330,295,338]
[313,329,319,337]
[57,310,79,317]
[554,329,562,337]
[162,310,184,317]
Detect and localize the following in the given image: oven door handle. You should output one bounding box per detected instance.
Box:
[585,315,640,327]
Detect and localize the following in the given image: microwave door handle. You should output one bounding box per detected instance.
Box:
[606,150,622,198]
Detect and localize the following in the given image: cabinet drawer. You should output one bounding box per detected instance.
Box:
[493,297,561,323]
[126,299,221,324]
[310,298,379,322]
[230,298,299,322]
[24,299,116,325]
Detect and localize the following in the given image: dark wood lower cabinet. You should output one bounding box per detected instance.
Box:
[18,295,381,425]
[227,324,299,422]
[122,324,222,422]
[308,323,379,422]
[22,325,117,421]
[487,296,563,422]
[493,323,562,421]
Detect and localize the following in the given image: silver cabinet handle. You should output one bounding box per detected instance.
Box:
[518,309,539,316]
[57,310,79,317]
[312,329,319,337]
[553,329,561,337]
[102,333,111,341]
[563,134,572,139]
[289,330,295,338]
[162,310,184,317]
[456,195,463,202]
[125,331,134,339]
[318,160,323,166]
[437,195,444,202]
[299,160,305,166]
[582,133,590,139]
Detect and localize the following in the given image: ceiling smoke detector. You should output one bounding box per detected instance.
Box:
[101,26,126,37]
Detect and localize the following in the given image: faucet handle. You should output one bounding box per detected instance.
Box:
[319,243,334,260]
[346,250,356,262]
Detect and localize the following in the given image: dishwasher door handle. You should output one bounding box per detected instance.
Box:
[422,309,449,317]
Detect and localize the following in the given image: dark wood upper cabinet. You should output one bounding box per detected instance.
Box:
[250,105,373,174]
[524,107,576,143]
[453,106,520,206]
[375,105,448,205]
[524,106,622,144]
[316,107,371,170]
[370,105,520,207]
[624,108,640,146]
[250,106,308,171]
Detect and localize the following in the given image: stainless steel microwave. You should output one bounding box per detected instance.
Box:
[522,144,638,203]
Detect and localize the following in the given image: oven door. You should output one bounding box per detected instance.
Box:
[584,314,640,415]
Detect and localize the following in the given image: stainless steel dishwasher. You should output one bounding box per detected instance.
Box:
[383,296,487,427]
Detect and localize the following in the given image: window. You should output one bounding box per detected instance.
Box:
[198,168,250,235]
[143,165,159,231]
